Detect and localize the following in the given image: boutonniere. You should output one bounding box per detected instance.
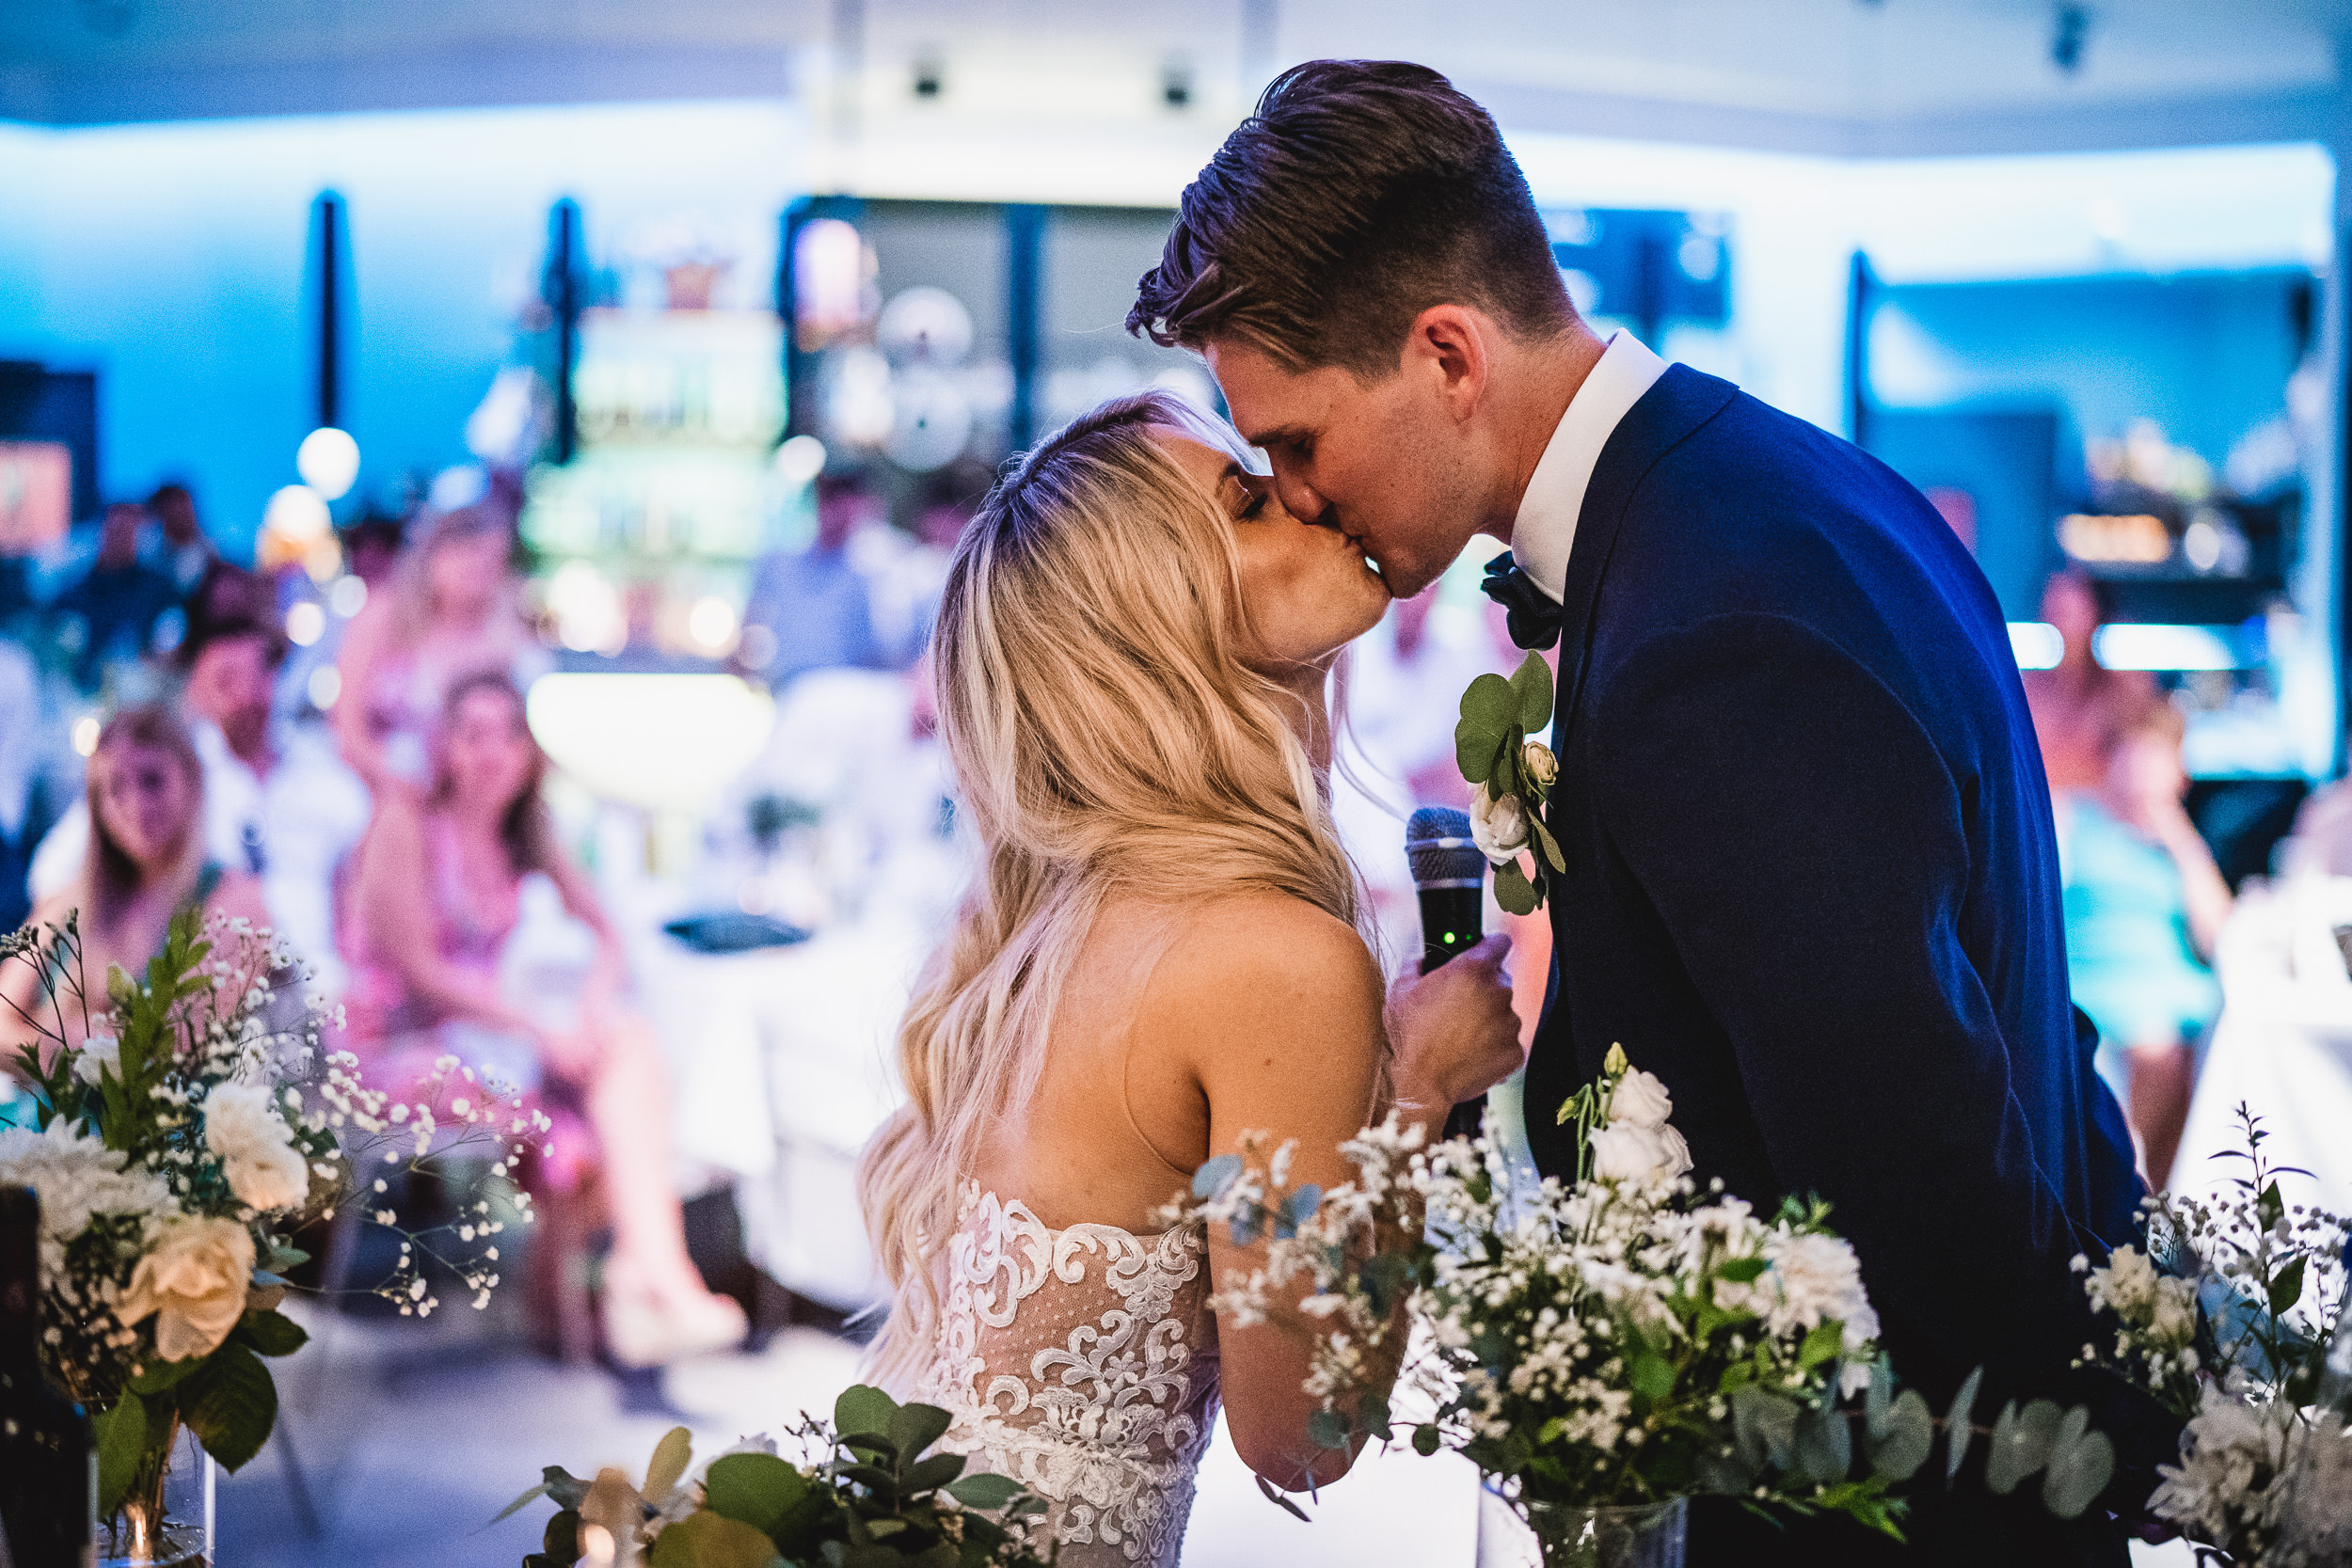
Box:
[1454,651,1563,914]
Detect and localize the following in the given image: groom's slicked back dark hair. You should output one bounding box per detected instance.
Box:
[1128,60,1571,377]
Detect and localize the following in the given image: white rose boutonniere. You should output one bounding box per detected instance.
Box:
[118,1216,254,1362]
[1470,784,1531,865]
[1454,652,1564,914]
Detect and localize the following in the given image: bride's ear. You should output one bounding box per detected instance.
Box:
[1404,303,1490,426]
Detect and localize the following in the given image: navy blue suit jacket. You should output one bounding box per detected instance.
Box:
[1522,366,2153,1561]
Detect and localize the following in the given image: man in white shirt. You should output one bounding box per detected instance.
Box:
[31,617,370,990]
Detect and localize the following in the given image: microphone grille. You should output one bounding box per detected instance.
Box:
[1406,806,1486,886]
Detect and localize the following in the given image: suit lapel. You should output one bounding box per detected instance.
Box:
[1548,364,1742,746]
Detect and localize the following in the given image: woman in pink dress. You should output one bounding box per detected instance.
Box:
[333,504,547,804]
[345,671,744,1365]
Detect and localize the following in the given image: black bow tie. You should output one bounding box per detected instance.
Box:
[1480,551,1565,651]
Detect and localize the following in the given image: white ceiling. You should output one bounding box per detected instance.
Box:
[1,0,2346,155]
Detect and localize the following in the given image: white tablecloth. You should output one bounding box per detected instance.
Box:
[632,916,919,1311]
[2173,877,2352,1212]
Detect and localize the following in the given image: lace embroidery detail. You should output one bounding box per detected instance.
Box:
[916,1182,1221,1568]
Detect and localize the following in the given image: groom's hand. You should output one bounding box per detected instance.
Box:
[1386,933,1524,1117]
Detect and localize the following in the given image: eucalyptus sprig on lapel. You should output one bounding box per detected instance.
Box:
[1454,650,1565,915]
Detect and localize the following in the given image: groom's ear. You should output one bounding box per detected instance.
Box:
[1403,304,1492,425]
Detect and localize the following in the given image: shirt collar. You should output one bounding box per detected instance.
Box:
[1508,331,1668,603]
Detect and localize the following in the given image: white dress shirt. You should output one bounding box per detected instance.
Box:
[1508,332,1669,604]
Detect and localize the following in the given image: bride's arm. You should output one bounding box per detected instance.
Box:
[1148,895,1412,1493]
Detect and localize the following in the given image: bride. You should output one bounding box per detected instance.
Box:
[857,390,1526,1565]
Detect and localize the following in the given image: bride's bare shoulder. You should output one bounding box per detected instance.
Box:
[1132,891,1384,1046]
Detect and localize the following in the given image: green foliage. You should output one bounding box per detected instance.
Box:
[92,1388,149,1516]
[176,1341,278,1473]
[1454,652,1561,911]
[515,1386,1052,1568]
[234,1308,309,1358]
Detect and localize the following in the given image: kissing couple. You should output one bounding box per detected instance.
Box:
[855,59,2166,1567]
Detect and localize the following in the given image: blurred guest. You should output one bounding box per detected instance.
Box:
[51,502,183,691]
[2058,700,2231,1189]
[344,672,745,1364]
[739,471,883,685]
[2022,569,2157,791]
[146,483,215,594]
[185,560,271,638]
[29,617,369,990]
[333,504,545,801]
[341,515,407,594]
[867,464,987,668]
[3,705,269,1049]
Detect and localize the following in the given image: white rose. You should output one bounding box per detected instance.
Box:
[117,1217,253,1362]
[1520,741,1558,790]
[1470,783,1531,865]
[203,1082,312,1212]
[1589,1122,1692,1187]
[1761,1231,1875,1338]
[72,1034,121,1087]
[1607,1068,1674,1131]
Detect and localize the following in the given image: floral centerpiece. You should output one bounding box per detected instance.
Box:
[2074,1106,2350,1565]
[505,1384,1055,1566]
[1,911,548,1562]
[1180,1045,2120,1566]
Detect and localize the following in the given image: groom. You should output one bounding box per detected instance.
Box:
[1133,60,2164,1564]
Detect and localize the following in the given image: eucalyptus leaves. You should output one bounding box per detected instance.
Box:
[506,1384,1051,1567]
[1456,652,1562,914]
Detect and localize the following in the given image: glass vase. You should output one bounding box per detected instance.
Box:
[1476,1480,1688,1568]
[97,1417,215,1568]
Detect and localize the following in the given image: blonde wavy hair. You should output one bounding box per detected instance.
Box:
[857,390,1371,1386]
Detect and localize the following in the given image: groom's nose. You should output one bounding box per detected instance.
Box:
[1271,465,1330,529]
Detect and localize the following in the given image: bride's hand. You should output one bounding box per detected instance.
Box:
[1385,932,1525,1116]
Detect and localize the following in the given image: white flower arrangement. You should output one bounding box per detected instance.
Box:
[2074,1105,2351,1567]
[1,909,553,1538]
[1175,1044,2119,1560]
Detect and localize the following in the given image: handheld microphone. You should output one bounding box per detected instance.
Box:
[1406,807,1490,1140]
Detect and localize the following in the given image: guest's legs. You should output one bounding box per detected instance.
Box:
[2125,1036,2194,1192]
[580,1008,711,1306]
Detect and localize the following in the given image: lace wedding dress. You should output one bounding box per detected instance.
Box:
[913,1181,1222,1567]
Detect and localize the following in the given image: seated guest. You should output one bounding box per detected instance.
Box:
[50,502,183,692]
[334,504,546,803]
[344,672,744,1365]
[2023,569,2159,792]
[29,617,371,990]
[2058,700,2232,1189]
[739,471,884,686]
[3,705,269,1049]
[146,483,217,595]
